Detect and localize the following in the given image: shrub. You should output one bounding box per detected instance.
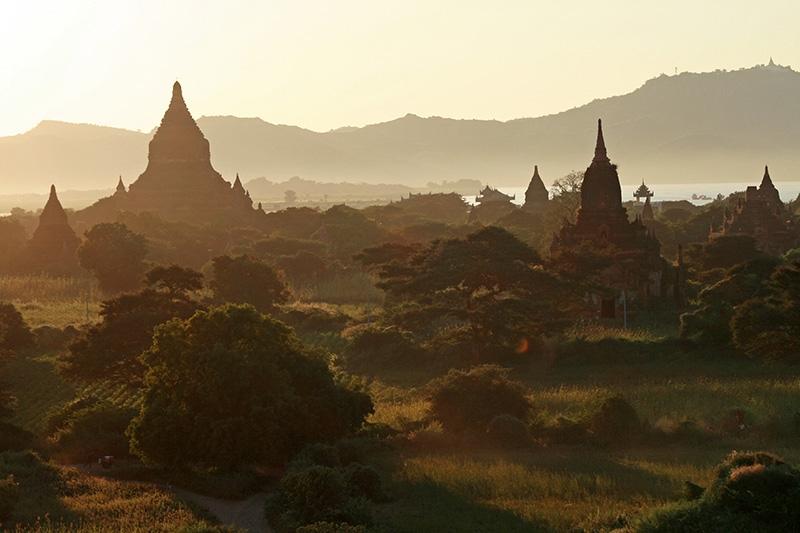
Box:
[637,451,800,532]
[45,395,135,463]
[0,474,18,521]
[296,522,368,533]
[341,324,423,372]
[486,414,530,448]
[279,466,350,525]
[0,423,33,453]
[343,463,384,501]
[427,365,531,435]
[0,303,33,353]
[586,396,643,446]
[538,416,589,445]
[32,325,79,352]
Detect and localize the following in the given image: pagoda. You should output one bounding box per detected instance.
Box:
[469,185,516,223]
[710,165,797,255]
[551,120,672,312]
[27,185,80,273]
[522,165,548,210]
[633,180,654,202]
[77,82,256,226]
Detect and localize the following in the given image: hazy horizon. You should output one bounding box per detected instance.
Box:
[3,1,800,137]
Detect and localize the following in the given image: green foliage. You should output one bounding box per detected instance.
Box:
[0,474,18,521]
[210,254,289,312]
[731,261,800,361]
[78,223,149,294]
[0,302,33,354]
[486,414,531,448]
[427,365,532,435]
[679,256,780,344]
[341,324,424,372]
[691,234,764,271]
[586,396,643,446]
[143,264,203,296]
[45,395,135,463]
[62,287,200,382]
[128,304,373,469]
[361,226,581,361]
[296,522,369,533]
[637,451,800,532]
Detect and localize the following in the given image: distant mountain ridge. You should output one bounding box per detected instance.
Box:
[1,62,799,193]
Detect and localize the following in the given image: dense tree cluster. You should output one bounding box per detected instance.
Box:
[129,304,373,469]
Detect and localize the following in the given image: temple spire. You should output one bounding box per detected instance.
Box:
[173,81,182,99]
[593,119,609,163]
[116,175,126,194]
[761,165,774,188]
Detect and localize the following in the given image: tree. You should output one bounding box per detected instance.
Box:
[680,257,781,345]
[128,304,373,469]
[144,265,203,296]
[731,261,800,361]
[210,255,290,312]
[359,226,582,361]
[0,303,33,354]
[427,365,531,434]
[285,190,298,204]
[61,268,202,383]
[0,218,27,273]
[78,223,148,294]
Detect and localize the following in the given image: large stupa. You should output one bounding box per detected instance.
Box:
[78,82,255,225]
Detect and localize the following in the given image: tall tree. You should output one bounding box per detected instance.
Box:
[210,255,290,312]
[128,304,373,469]
[78,223,148,294]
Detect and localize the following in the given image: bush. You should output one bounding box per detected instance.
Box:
[0,303,33,353]
[45,395,135,463]
[427,365,532,435]
[341,324,424,372]
[343,463,384,501]
[32,325,79,352]
[637,451,800,532]
[586,396,643,446]
[0,474,18,521]
[486,414,530,448]
[0,423,33,453]
[279,466,350,525]
[296,522,368,533]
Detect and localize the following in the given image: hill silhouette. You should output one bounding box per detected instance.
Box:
[1,62,799,193]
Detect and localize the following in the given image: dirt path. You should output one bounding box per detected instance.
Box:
[71,464,272,532]
[170,487,271,533]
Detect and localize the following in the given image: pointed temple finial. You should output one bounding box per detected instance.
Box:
[760,164,775,189]
[593,119,609,163]
[533,165,540,178]
[116,175,126,194]
[49,184,57,198]
[173,81,182,98]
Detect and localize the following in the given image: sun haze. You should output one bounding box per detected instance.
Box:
[2,0,800,137]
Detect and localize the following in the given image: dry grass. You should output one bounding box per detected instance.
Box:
[0,275,102,328]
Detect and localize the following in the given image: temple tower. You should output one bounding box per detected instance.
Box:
[523,165,548,210]
[28,185,80,273]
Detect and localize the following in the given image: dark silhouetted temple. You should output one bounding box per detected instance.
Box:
[523,165,548,210]
[78,82,256,225]
[710,165,798,255]
[27,185,80,273]
[551,120,675,311]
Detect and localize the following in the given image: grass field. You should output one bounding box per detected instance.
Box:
[0,275,101,328]
[366,335,800,532]
[5,353,140,434]
[0,451,224,532]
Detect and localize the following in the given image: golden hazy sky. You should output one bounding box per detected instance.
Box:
[1,0,799,137]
